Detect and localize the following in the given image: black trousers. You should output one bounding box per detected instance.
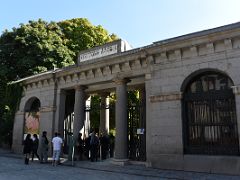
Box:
[32,150,40,161]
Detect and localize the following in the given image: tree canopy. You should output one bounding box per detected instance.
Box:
[58,18,117,56]
[0,18,118,146]
[0,18,117,81]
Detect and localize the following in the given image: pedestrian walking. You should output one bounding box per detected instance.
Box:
[23,134,33,165]
[40,131,49,163]
[67,132,75,161]
[31,134,40,161]
[77,133,84,160]
[84,134,91,159]
[99,133,110,160]
[90,131,99,162]
[52,132,63,166]
[109,133,115,158]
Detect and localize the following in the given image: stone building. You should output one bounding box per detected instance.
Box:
[12,22,240,175]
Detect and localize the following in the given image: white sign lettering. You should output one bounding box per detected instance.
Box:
[79,44,118,62]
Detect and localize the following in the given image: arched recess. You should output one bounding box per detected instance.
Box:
[181,69,239,155]
[23,97,41,136]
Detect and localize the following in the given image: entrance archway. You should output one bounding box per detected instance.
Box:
[182,71,239,155]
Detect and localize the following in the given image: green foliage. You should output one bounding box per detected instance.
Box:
[88,91,140,134]
[90,95,101,130]
[58,18,118,61]
[0,19,75,80]
[109,93,116,131]
[0,83,22,147]
[128,90,140,105]
[0,18,118,146]
[0,18,118,80]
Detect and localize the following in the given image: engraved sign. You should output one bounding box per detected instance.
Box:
[77,39,132,64]
[79,44,118,62]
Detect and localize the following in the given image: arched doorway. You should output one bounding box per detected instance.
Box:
[24,97,41,137]
[182,71,239,155]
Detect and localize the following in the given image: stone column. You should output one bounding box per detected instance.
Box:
[55,89,66,136]
[99,92,109,135]
[73,85,86,139]
[114,78,130,161]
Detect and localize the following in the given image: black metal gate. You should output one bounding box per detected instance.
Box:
[85,103,115,132]
[128,103,146,161]
[183,73,240,155]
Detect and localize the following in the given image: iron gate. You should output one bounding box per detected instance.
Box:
[85,103,115,132]
[128,103,146,161]
[183,73,240,155]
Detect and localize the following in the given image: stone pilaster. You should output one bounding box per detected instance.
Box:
[73,85,87,139]
[139,86,146,160]
[232,85,240,150]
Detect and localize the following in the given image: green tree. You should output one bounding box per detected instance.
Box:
[0,83,22,147]
[0,19,75,80]
[90,95,101,131]
[58,18,118,61]
[0,18,118,147]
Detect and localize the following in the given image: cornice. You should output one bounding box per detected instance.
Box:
[17,23,240,92]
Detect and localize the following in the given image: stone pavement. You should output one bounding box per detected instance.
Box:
[0,148,240,180]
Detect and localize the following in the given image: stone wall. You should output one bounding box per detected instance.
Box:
[12,77,56,153]
[146,28,240,174]
[12,22,240,175]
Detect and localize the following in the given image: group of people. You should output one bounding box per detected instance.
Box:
[75,131,115,162]
[23,130,115,165]
[23,133,41,164]
[23,131,62,166]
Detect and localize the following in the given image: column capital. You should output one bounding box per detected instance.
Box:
[57,89,66,95]
[113,77,131,85]
[74,85,87,91]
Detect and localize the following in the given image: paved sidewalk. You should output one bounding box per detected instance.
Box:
[1,148,240,180]
[65,159,240,180]
[0,148,22,159]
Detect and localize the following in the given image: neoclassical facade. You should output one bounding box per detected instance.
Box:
[12,23,240,175]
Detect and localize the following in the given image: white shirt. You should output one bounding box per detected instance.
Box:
[52,136,63,151]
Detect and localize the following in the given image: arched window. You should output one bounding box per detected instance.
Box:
[182,72,239,155]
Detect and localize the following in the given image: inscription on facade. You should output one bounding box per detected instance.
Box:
[150,92,182,103]
[77,39,132,64]
[79,44,118,62]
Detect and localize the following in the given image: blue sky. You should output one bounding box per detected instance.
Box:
[1,0,240,48]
